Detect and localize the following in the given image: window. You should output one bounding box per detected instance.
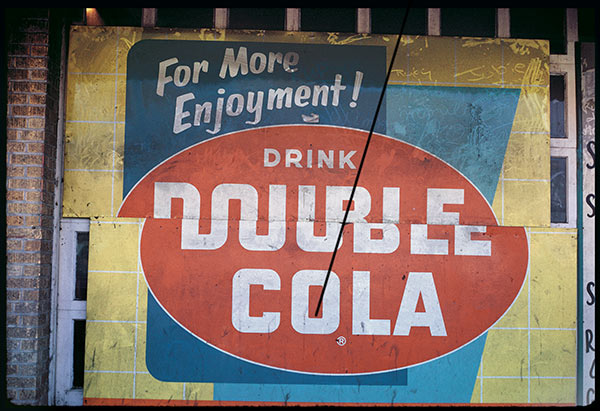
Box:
[548,9,577,227]
[371,8,427,35]
[550,149,577,227]
[510,8,567,54]
[550,156,568,223]
[156,8,213,28]
[54,219,90,405]
[550,74,567,138]
[441,8,496,37]
[301,8,356,33]
[229,8,285,30]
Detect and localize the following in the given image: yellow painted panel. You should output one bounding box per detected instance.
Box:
[529,231,577,329]
[493,275,529,328]
[530,329,576,377]
[83,371,133,399]
[503,180,549,227]
[137,274,148,321]
[88,219,140,272]
[490,178,504,224]
[87,272,138,322]
[85,322,136,372]
[185,383,214,401]
[387,36,410,84]
[511,86,550,133]
[482,329,529,377]
[455,38,503,85]
[134,373,184,400]
[64,121,116,171]
[66,73,117,123]
[408,36,456,84]
[470,374,481,403]
[111,169,125,217]
[115,27,144,74]
[169,29,224,42]
[530,377,576,404]
[62,170,115,217]
[502,39,549,86]
[115,76,127,123]
[68,26,119,74]
[135,323,148,373]
[503,133,550,180]
[481,378,529,404]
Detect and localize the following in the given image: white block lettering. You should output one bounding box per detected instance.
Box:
[455,225,491,256]
[352,271,391,335]
[393,272,447,336]
[427,188,464,225]
[291,270,340,334]
[232,269,280,333]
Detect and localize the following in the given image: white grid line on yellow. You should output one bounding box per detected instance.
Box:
[132,217,142,399]
[111,29,121,218]
[65,169,123,173]
[527,227,531,402]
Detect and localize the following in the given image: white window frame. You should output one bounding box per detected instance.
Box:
[550,56,578,149]
[549,8,578,228]
[53,218,90,406]
[550,148,578,228]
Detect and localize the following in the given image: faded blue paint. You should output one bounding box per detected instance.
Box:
[386,85,520,203]
[212,333,487,404]
[124,39,386,197]
[146,293,407,386]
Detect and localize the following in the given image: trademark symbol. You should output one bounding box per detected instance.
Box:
[336,336,346,346]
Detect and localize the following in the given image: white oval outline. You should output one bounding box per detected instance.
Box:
[122,124,530,377]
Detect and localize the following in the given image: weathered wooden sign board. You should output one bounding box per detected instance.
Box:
[62,26,578,405]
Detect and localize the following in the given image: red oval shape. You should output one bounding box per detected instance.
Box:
[119,125,528,374]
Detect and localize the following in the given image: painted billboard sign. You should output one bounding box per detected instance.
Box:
[66,27,578,405]
[118,37,528,387]
[119,124,529,378]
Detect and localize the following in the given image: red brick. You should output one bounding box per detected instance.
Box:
[7,117,27,128]
[28,94,46,105]
[27,117,46,129]
[11,81,47,94]
[7,253,42,264]
[6,201,42,214]
[7,42,31,55]
[24,216,43,226]
[30,45,48,56]
[24,240,42,252]
[7,191,25,201]
[6,290,22,301]
[10,154,44,166]
[11,105,45,117]
[7,165,26,177]
[23,192,42,203]
[6,215,25,226]
[13,56,47,69]
[7,178,43,190]
[24,166,43,178]
[7,142,27,152]
[26,142,45,154]
[7,228,43,240]
[9,94,29,105]
[7,68,29,80]
[7,239,24,250]
[29,69,48,81]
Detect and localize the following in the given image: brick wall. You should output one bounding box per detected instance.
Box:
[5,8,63,405]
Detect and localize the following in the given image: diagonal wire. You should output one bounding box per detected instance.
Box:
[315,5,412,317]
